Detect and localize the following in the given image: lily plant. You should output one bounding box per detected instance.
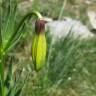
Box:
[0,0,45,96]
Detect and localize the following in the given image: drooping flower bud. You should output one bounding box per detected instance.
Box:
[32,19,47,71]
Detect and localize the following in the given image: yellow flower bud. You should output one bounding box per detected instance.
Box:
[32,19,47,71]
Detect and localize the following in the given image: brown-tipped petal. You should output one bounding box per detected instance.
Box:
[35,19,46,34]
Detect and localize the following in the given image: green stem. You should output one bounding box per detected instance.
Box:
[0,49,5,96]
[0,23,5,96]
[4,11,43,52]
[15,11,42,34]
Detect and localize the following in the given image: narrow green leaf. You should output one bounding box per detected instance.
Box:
[0,10,4,96]
[0,58,4,96]
[4,57,12,89]
[1,0,17,47]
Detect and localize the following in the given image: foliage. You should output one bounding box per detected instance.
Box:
[0,0,43,96]
[0,0,96,96]
[20,33,96,96]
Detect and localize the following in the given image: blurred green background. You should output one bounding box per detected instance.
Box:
[1,0,96,96]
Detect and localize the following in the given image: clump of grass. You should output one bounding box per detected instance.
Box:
[20,32,96,96]
[0,0,43,96]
